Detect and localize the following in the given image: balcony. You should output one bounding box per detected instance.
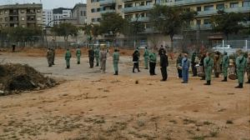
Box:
[100,9,115,14]
[190,24,212,30]
[122,5,153,13]
[9,12,19,16]
[197,6,250,17]
[131,17,149,22]
[165,0,225,6]
[100,0,116,6]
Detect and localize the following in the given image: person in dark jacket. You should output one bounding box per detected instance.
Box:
[200,52,206,80]
[158,45,166,56]
[191,51,197,76]
[160,50,168,81]
[176,53,182,78]
[88,46,95,68]
[132,48,140,73]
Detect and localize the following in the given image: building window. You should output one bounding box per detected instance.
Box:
[37,9,41,13]
[91,9,95,13]
[243,1,250,7]
[197,6,201,11]
[84,11,86,16]
[80,11,83,16]
[204,5,214,11]
[216,4,224,10]
[204,19,211,25]
[118,5,122,9]
[97,8,101,12]
[197,19,201,25]
[91,18,95,22]
[230,2,238,8]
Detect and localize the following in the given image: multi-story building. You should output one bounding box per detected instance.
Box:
[160,0,250,31]
[100,0,124,16]
[86,0,102,24]
[52,8,72,25]
[0,3,43,28]
[42,9,54,27]
[70,3,87,26]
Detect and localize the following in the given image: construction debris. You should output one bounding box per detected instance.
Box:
[0,64,56,95]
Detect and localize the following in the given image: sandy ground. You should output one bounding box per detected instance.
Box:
[0,49,249,140]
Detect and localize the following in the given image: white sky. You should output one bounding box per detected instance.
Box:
[0,0,86,9]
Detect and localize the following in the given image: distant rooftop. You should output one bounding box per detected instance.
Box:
[0,3,42,9]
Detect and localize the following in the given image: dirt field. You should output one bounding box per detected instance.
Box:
[0,49,249,140]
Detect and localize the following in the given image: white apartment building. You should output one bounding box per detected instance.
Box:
[42,9,54,27]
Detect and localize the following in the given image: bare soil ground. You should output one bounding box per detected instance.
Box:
[0,48,249,140]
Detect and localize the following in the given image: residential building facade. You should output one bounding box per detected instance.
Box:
[0,3,43,28]
[52,8,72,25]
[42,9,54,27]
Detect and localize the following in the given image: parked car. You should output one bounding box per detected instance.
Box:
[212,44,236,55]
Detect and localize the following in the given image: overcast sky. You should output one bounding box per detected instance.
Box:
[0,0,86,9]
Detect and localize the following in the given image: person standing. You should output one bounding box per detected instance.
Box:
[88,46,95,68]
[76,47,81,64]
[200,53,206,80]
[132,48,140,73]
[51,39,56,65]
[221,52,229,82]
[113,49,120,75]
[46,48,53,67]
[143,47,149,69]
[214,51,221,78]
[65,48,71,69]
[149,49,157,75]
[204,52,214,85]
[94,46,100,66]
[235,50,247,88]
[160,50,168,81]
[246,53,250,84]
[100,45,108,73]
[191,51,197,76]
[158,45,166,56]
[176,53,183,78]
[181,53,190,83]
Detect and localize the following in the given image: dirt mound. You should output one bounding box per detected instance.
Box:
[0,64,56,95]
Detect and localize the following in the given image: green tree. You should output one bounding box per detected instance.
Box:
[211,10,245,40]
[99,12,126,39]
[51,23,78,42]
[148,5,197,48]
[122,19,145,47]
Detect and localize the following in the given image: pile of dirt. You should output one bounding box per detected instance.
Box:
[0,64,56,95]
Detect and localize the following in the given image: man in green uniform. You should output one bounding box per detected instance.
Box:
[235,50,247,88]
[113,49,120,75]
[246,53,250,84]
[204,52,214,85]
[149,49,157,75]
[143,47,149,69]
[65,48,71,69]
[221,52,229,82]
[46,48,53,67]
[94,46,100,67]
[76,47,81,64]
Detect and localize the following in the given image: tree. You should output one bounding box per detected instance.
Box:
[51,23,78,42]
[99,12,126,39]
[122,19,145,47]
[82,23,100,43]
[148,5,197,48]
[211,10,245,40]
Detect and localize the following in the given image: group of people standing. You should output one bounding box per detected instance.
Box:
[47,44,250,89]
[177,49,250,88]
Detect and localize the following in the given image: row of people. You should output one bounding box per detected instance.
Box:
[47,46,249,89]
